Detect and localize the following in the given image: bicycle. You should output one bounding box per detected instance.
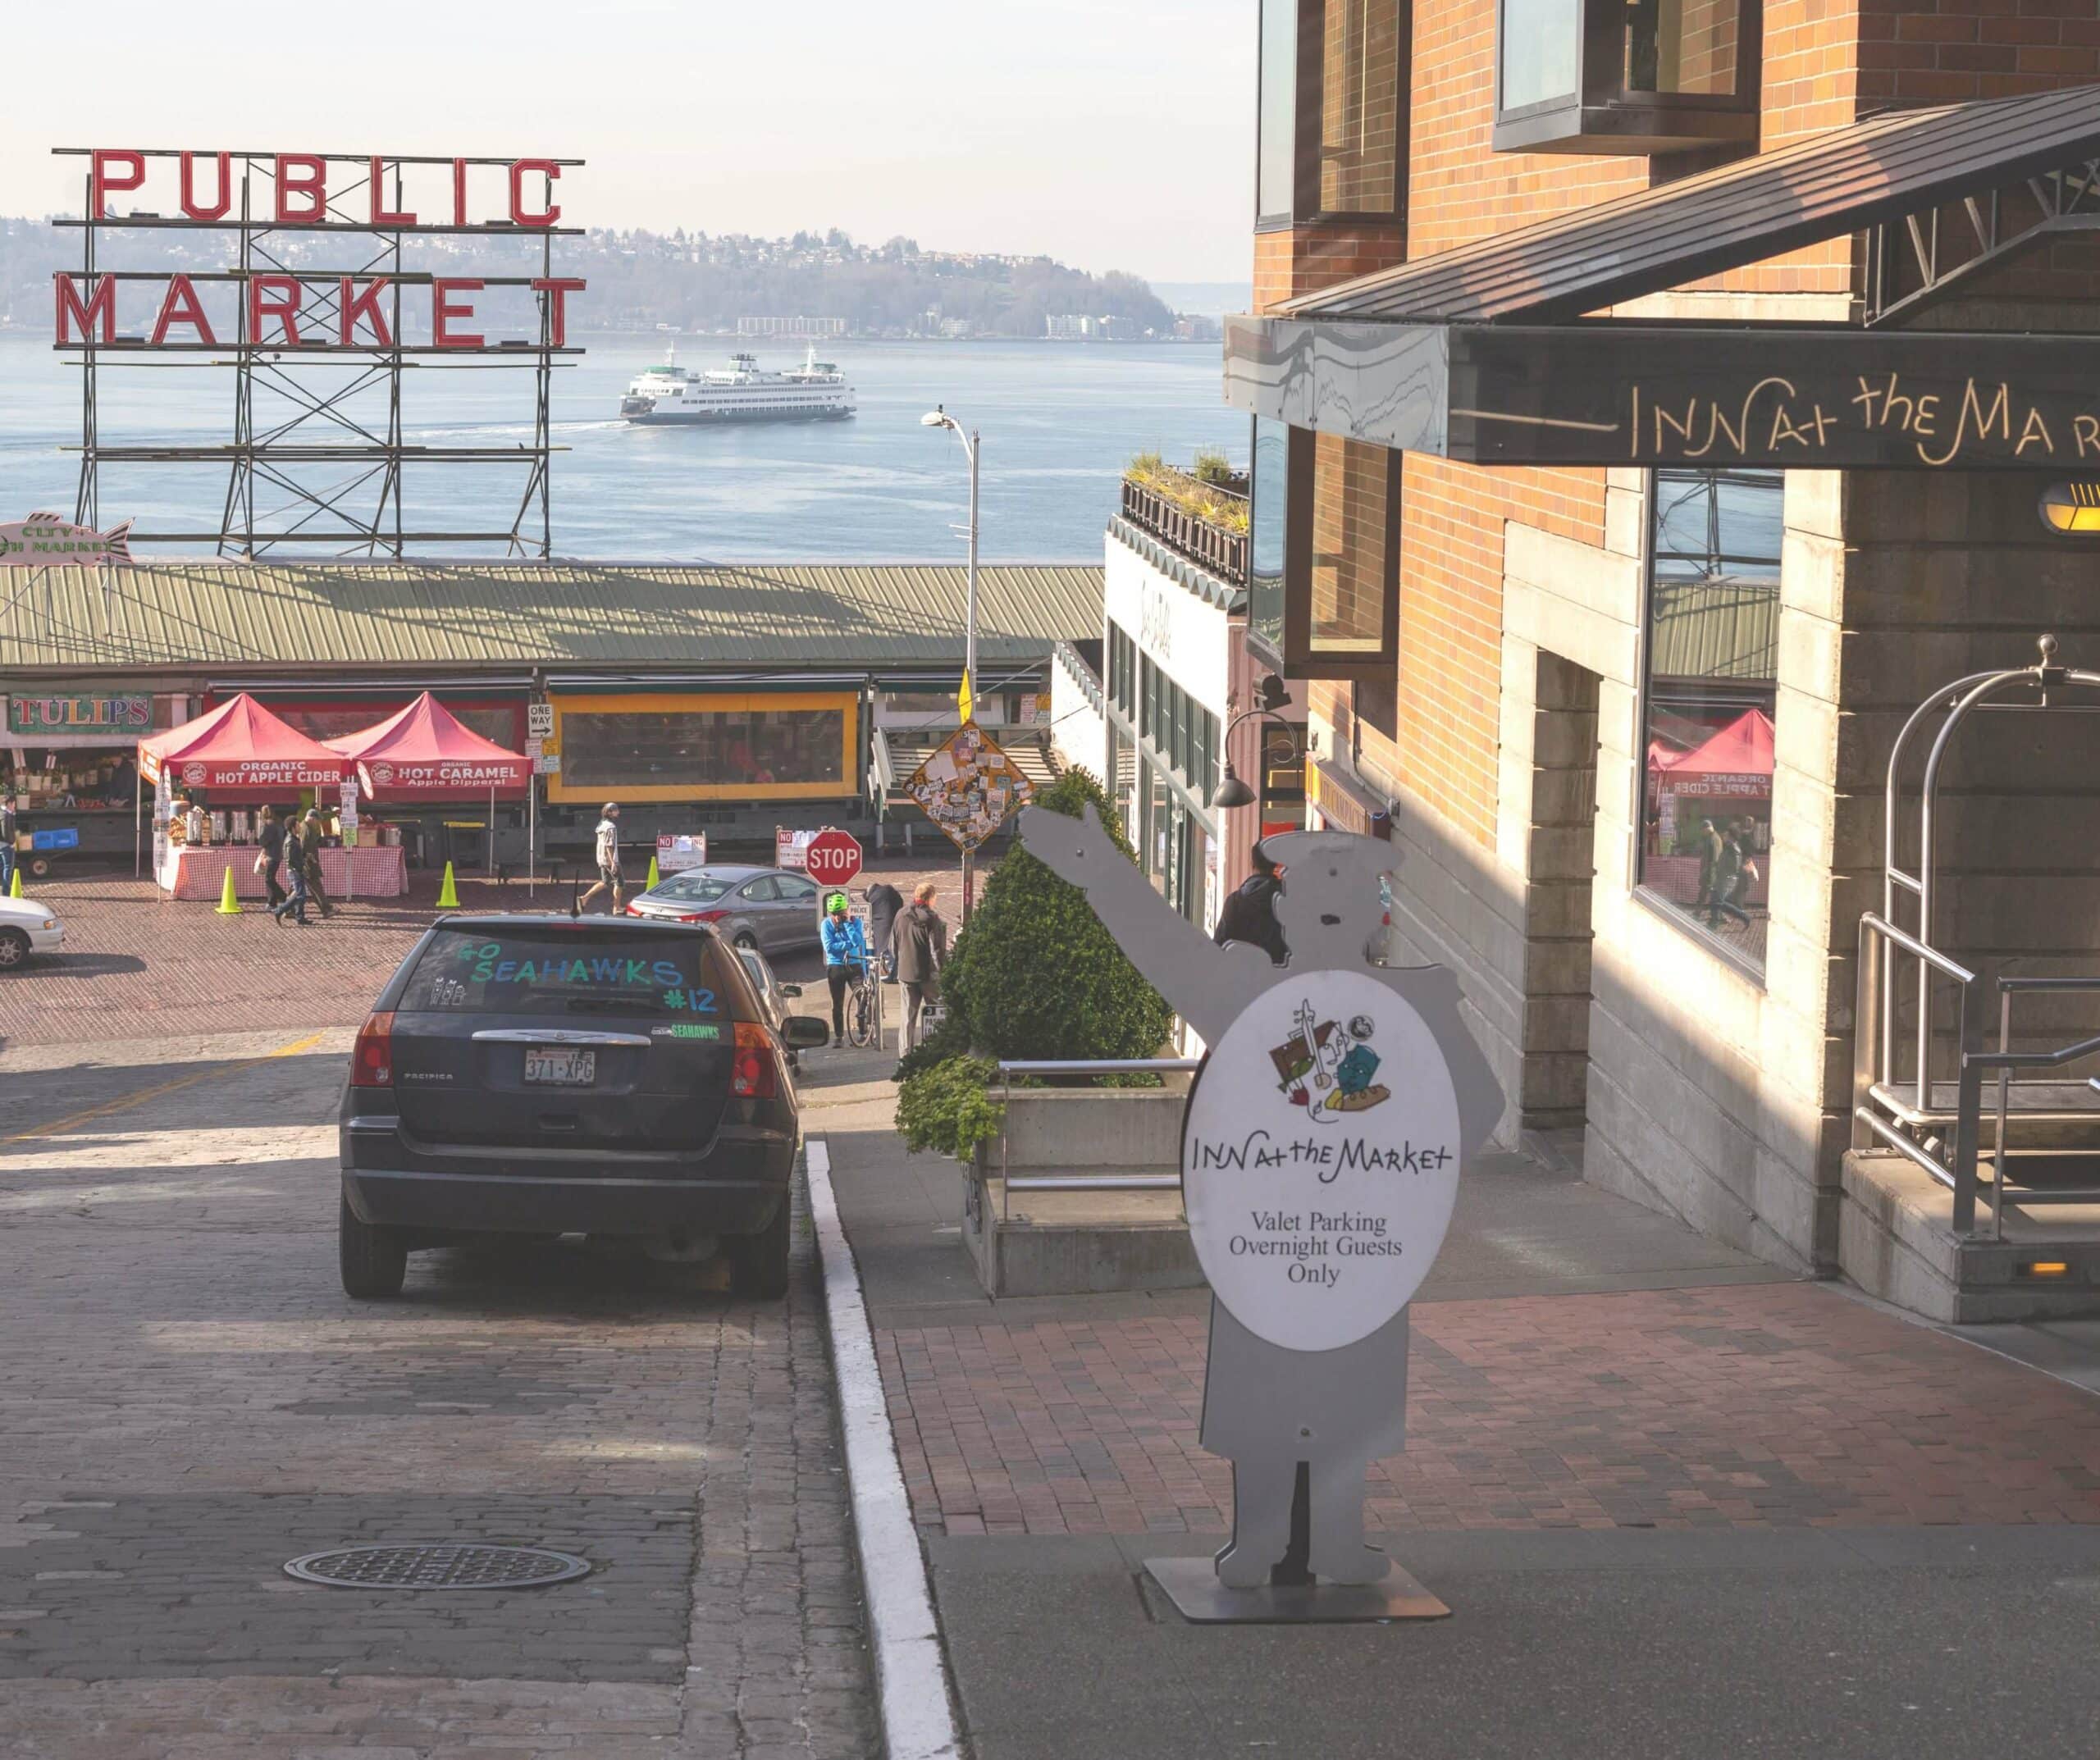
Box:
[845,960,879,1048]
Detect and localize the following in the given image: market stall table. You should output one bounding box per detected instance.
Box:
[157,841,407,901]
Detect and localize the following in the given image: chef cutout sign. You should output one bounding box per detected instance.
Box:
[1016,805,1502,1593]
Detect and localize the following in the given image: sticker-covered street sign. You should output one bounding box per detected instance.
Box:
[1181,969,1463,1353]
[904,721,1033,854]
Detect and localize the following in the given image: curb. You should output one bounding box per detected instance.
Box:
[806,1136,962,1760]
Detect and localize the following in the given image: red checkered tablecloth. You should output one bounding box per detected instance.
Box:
[158,843,409,901]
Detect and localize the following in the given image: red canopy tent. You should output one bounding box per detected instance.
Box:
[328,693,531,798]
[138,693,347,792]
[1648,708,1775,796]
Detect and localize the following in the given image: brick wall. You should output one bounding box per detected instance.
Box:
[1253,226,1407,312]
[1859,0,2100,106]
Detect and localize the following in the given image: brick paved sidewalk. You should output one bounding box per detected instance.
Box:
[878,1282,2100,1538]
[0,852,977,1050]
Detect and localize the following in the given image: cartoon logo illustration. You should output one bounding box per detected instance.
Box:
[369,762,395,787]
[180,762,207,786]
[1267,999,1391,1123]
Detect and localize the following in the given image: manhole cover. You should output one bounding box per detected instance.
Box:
[283,1543,590,1590]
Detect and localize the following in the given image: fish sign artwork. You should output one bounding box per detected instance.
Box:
[0,513,132,566]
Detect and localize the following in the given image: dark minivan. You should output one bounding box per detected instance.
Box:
[338,915,829,1300]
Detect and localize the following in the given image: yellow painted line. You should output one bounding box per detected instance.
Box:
[4,1031,329,1144]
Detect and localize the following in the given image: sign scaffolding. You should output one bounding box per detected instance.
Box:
[50,148,587,559]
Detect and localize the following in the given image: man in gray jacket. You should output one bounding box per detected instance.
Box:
[892,882,947,1051]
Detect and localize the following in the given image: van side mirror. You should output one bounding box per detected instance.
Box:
[778,983,803,998]
[781,1016,830,1051]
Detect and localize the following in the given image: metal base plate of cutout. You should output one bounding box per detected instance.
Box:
[284,1543,591,1590]
[1144,1555,1450,1624]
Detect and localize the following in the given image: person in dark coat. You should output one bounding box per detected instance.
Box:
[1212,844,1288,964]
[256,805,288,909]
[299,809,334,919]
[865,879,905,981]
[892,883,948,1051]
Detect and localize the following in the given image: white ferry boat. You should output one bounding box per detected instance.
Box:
[619,344,856,426]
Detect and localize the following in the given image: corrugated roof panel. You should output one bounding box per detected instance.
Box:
[1283,87,2100,326]
[0,560,1103,673]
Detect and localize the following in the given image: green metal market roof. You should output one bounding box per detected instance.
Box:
[0,559,1102,675]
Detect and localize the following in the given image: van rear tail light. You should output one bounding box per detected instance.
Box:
[731,1020,780,1100]
[351,1011,396,1087]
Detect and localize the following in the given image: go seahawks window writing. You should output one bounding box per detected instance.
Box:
[399,929,734,1015]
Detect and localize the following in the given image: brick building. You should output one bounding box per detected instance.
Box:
[1231,2,2100,1319]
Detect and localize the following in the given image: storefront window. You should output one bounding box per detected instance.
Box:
[560,705,846,792]
[1637,467,1782,975]
[1249,418,1288,668]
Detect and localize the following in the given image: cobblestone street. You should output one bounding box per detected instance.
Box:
[0,1026,878,1758]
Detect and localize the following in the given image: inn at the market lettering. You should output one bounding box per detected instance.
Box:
[1224,317,2100,470]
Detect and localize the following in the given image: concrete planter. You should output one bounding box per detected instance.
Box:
[962,1086,1204,1297]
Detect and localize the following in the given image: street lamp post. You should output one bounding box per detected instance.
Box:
[922,404,981,918]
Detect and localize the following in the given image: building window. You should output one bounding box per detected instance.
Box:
[1277,430,1399,678]
[1494,0,1759,154]
[1637,467,1781,977]
[1257,0,1302,227]
[1249,418,1289,670]
[1258,0,1407,226]
[554,700,850,801]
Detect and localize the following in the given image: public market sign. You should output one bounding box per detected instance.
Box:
[1182,969,1463,1352]
[9,691,150,736]
[52,150,585,351]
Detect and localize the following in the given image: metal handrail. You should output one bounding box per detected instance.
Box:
[994,1057,1201,1221]
[1990,976,2100,1232]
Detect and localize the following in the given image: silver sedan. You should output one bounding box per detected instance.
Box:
[624,864,824,955]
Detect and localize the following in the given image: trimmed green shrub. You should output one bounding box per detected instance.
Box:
[895,1056,1008,1160]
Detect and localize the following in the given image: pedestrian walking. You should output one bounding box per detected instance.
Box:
[0,797,15,895]
[1708,824,1750,930]
[299,809,333,919]
[255,805,288,909]
[577,802,624,915]
[892,882,948,1051]
[1213,843,1288,964]
[1696,817,1723,919]
[865,878,904,981]
[272,852,312,927]
[820,895,870,1047]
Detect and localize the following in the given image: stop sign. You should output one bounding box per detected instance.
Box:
[804,829,864,887]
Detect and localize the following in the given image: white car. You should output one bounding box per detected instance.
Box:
[0,893,65,970]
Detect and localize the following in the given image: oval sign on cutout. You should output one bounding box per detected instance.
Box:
[803,829,863,887]
[1180,969,1462,1353]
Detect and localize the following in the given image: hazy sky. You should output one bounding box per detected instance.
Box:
[1,1,1256,284]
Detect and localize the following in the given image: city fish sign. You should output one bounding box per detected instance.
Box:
[52,149,585,352]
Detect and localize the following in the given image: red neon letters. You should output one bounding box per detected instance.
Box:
[62,152,585,351]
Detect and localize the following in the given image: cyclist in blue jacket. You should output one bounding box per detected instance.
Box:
[820,895,869,1046]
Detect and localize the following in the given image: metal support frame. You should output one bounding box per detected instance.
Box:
[1853,636,2100,1235]
[1867,158,2100,328]
[52,151,579,559]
